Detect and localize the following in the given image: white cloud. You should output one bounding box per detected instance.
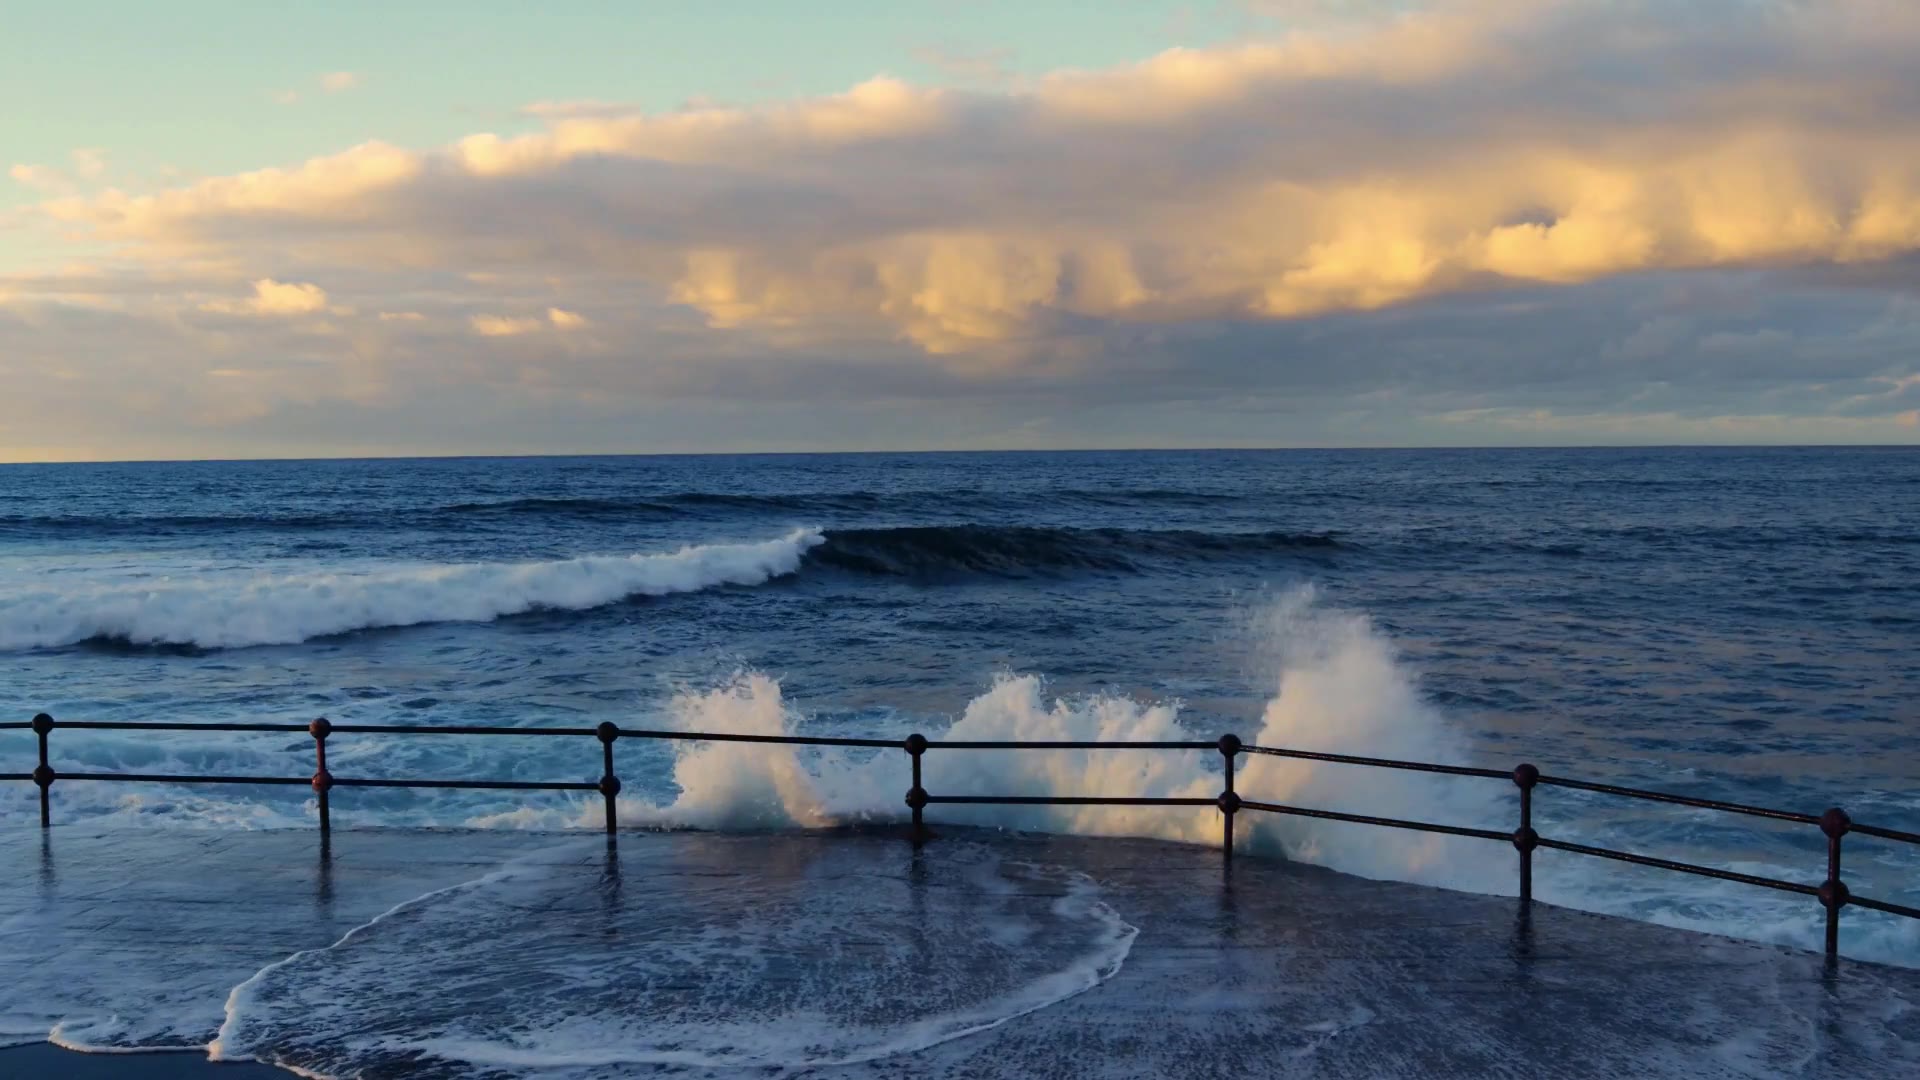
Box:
[201,278,330,316]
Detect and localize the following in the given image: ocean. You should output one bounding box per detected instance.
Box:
[2,447,1917,1058]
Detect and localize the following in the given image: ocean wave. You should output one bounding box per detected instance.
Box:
[0,487,1252,537]
[0,530,823,650]
[805,524,1340,578]
[0,524,1335,650]
[437,496,681,518]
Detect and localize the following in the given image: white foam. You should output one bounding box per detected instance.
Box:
[573,586,1506,897]
[0,528,823,649]
[212,841,1136,1075]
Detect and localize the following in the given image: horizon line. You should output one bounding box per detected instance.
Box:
[4,443,1918,467]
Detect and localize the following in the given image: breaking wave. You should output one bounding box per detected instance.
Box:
[0,530,823,650]
[0,524,1342,651]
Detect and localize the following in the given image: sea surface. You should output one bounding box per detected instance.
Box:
[1,447,1916,979]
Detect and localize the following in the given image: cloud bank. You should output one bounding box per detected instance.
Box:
[4,0,1918,458]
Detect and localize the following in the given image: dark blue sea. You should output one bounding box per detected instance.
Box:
[2,447,1916,980]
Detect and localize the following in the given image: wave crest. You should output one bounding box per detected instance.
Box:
[0,530,823,650]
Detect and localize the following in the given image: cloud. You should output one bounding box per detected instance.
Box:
[470,308,589,336]
[8,164,70,193]
[320,71,360,94]
[201,278,331,316]
[3,0,1917,457]
[469,313,543,337]
[9,150,111,195]
[39,0,1920,366]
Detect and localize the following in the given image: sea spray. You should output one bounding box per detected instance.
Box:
[576,585,1509,895]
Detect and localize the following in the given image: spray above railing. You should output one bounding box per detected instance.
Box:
[5,712,1919,961]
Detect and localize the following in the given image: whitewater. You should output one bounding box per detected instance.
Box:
[2,448,1916,1070]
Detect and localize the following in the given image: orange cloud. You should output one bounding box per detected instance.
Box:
[200,279,330,317]
[20,0,1920,363]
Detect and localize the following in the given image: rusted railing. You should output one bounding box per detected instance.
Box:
[5,712,1918,960]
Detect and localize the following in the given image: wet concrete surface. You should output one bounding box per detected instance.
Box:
[1,826,1914,1078]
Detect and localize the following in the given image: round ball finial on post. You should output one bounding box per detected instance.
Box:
[904,733,928,757]
[309,717,332,741]
[596,721,620,745]
[31,713,54,736]
[1512,763,1540,790]
[1218,733,1242,758]
[1821,807,1852,839]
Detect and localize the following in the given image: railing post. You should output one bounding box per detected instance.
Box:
[309,718,333,836]
[32,713,54,829]
[904,733,928,845]
[597,722,622,837]
[1820,807,1851,961]
[1512,763,1539,905]
[1217,734,1242,864]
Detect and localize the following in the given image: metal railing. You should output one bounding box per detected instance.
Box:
[5,713,1918,960]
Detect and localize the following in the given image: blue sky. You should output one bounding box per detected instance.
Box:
[2,1,1244,211]
[2,0,1917,460]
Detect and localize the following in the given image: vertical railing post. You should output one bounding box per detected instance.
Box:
[1217,734,1242,865]
[1819,807,1851,961]
[309,718,333,836]
[904,734,928,845]
[597,722,622,837]
[1512,764,1539,905]
[31,713,54,829]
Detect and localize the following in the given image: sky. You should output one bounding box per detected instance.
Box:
[2,0,1918,461]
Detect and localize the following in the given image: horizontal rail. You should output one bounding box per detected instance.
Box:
[615,727,900,748]
[40,720,312,733]
[924,795,1217,806]
[0,722,34,730]
[1537,774,1822,826]
[927,740,1217,750]
[330,724,601,737]
[57,772,312,786]
[1240,799,1512,842]
[1851,894,1920,921]
[0,773,31,781]
[1535,837,1820,897]
[47,772,596,792]
[1853,822,1920,847]
[1242,744,1510,780]
[332,778,598,791]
